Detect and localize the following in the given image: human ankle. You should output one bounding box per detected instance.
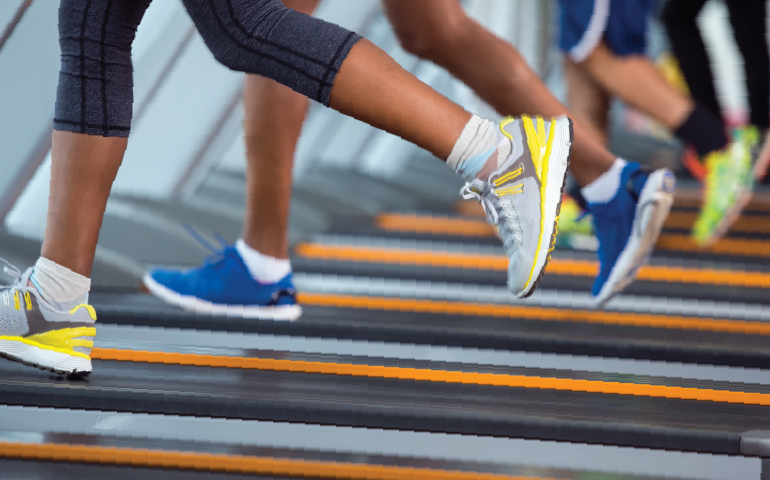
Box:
[447,115,511,182]
[235,239,292,284]
[581,159,627,205]
[29,257,91,311]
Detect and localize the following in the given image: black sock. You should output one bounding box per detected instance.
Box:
[673,103,729,157]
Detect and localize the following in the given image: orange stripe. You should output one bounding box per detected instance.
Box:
[0,441,545,480]
[296,242,770,288]
[447,206,770,256]
[91,347,770,406]
[376,213,496,238]
[656,234,770,258]
[674,189,770,213]
[665,211,770,235]
[297,292,770,336]
[457,196,770,217]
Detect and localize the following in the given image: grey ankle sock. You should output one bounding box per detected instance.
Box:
[29,257,91,311]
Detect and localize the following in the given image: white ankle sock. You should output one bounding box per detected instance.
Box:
[235,239,291,284]
[447,115,511,181]
[581,158,627,204]
[29,257,91,310]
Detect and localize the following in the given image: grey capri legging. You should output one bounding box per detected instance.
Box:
[54,0,362,137]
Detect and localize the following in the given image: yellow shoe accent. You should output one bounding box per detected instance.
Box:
[13,291,20,311]
[1,327,95,359]
[521,115,548,182]
[524,116,558,291]
[494,166,523,186]
[497,115,562,293]
[495,184,524,197]
[70,304,97,320]
[24,292,32,310]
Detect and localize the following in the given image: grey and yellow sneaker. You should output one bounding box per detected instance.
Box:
[461,115,573,298]
[0,263,95,377]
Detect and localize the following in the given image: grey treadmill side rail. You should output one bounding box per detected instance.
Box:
[0,382,743,456]
[742,431,770,457]
[0,0,32,54]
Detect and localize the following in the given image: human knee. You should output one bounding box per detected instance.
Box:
[55,0,149,137]
[392,11,467,61]
[183,0,286,72]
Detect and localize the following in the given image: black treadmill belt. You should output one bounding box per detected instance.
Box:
[291,256,769,304]
[0,360,764,455]
[90,295,770,370]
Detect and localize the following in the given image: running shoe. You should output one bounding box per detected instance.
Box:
[460,114,572,298]
[692,129,757,247]
[588,164,676,307]
[750,126,770,181]
[144,246,302,321]
[0,262,96,377]
[555,194,597,251]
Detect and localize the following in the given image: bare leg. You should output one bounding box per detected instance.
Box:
[241,0,319,260]
[329,38,471,161]
[41,131,126,277]
[563,58,611,146]
[382,0,615,186]
[576,41,693,130]
[47,5,475,278]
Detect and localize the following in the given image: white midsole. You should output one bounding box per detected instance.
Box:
[594,168,675,306]
[518,116,572,298]
[0,339,92,374]
[143,274,303,322]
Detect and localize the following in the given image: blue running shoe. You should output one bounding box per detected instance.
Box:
[588,163,676,307]
[143,246,302,321]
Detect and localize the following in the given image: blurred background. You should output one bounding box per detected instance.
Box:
[0,0,763,287]
[1,1,770,479]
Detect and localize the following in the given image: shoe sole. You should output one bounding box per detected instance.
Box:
[143,274,303,321]
[701,185,753,248]
[754,134,770,181]
[516,117,573,299]
[0,339,92,377]
[593,169,676,307]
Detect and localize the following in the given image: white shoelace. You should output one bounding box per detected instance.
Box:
[459,182,524,248]
[460,182,499,225]
[1,258,22,288]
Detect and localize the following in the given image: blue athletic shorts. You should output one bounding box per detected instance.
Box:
[559,0,659,62]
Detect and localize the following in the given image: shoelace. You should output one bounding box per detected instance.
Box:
[1,258,21,285]
[0,258,32,310]
[183,225,296,304]
[460,182,499,225]
[182,223,237,269]
[459,183,523,248]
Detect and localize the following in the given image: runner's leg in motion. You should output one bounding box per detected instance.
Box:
[145,0,574,315]
[561,0,755,248]
[16,0,572,369]
[724,0,770,181]
[146,0,320,320]
[382,0,674,306]
[382,0,613,187]
[661,0,720,122]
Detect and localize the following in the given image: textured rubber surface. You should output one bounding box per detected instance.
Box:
[0,340,91,378]
[143,274,302,321]
[522,118,573,299]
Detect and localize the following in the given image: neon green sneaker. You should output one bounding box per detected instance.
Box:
[692,127,758,247]
[554,195,597,251]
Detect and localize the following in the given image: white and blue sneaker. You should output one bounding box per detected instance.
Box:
[588,163,676,307]
[143,246,302,321]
